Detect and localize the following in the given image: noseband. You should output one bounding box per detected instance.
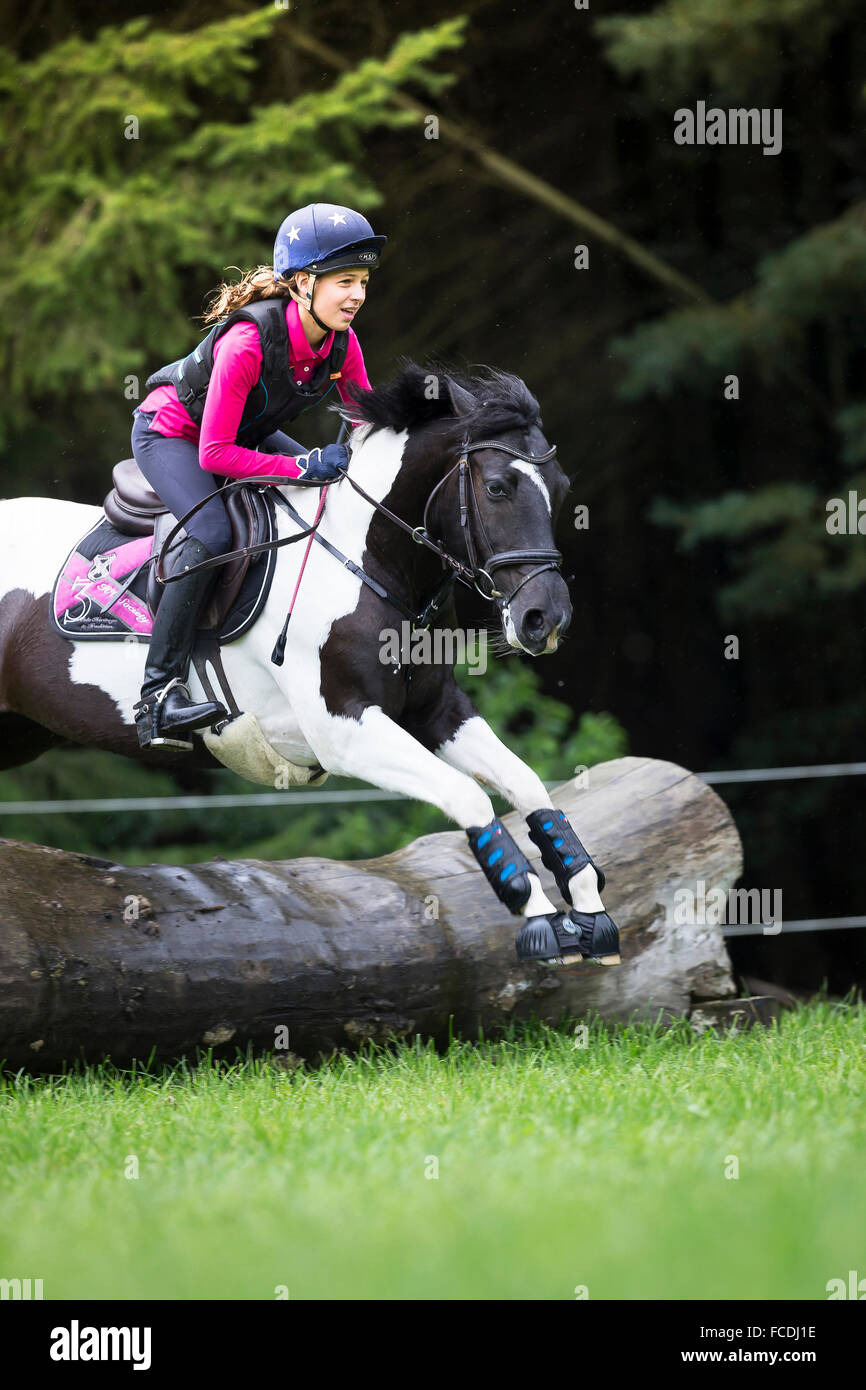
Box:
[417,437,563,608]
[336,434,563,611]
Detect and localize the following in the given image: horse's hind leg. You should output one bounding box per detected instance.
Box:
[0,712,68,770]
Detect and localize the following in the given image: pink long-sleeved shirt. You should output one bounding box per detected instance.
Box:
[136,298,370,480]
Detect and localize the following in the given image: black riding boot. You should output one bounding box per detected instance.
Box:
[134,536,227,751]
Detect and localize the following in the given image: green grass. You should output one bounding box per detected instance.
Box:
[1,1000,864,1300]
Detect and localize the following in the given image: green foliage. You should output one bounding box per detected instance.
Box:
[756,206,866,320]
[596,0,859,99]
[610,301,790,400]
[649,484,818,549]
[618,204,866,616]
[453,653,626,783]
[597,3,866,620]
[0,749,196,858]
[0,8,467,444]
[612,206,866,402]
[649,478,866,616]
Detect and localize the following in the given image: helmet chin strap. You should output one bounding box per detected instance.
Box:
[298,271,333,335]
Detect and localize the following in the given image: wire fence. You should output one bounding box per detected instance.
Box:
[2,759,865,816]
[2,761,863,939]
[722,917,866,938]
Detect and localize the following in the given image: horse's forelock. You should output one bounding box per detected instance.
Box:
[449,368,542,443]
[333,360,541,443]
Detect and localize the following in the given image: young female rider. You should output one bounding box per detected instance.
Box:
[130,202,385,752]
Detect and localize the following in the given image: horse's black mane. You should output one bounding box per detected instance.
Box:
[331,357,541,441]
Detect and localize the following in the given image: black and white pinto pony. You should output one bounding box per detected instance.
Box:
[0,364,620,967]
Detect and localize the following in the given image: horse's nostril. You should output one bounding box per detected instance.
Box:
[523,609,546,635]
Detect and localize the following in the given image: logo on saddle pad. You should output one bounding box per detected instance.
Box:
[79,552,117,587]
[84,550,116,583]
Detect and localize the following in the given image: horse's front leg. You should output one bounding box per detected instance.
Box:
[289,696,567,943]
[409,685,620,968]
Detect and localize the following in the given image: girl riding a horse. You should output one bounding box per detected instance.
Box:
[131,202,385,752]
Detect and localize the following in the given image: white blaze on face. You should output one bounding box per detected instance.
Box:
[492,462,554,653]
[502,605,530,653]
[510,461,551,514]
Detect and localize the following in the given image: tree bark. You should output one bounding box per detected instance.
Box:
[0,756,741,1071]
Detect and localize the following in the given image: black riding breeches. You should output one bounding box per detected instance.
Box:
[130,407,305,555]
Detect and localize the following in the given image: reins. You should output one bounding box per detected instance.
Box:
[147,428,564,666]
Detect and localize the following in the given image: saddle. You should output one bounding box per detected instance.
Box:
[103,457,270,630]
[88,459,327,787]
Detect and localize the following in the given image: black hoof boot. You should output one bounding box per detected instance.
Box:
[516,909,621,968]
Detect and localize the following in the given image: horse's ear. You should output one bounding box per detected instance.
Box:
[444,375,476,418]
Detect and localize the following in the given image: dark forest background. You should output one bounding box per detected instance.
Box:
[1,0,864,992]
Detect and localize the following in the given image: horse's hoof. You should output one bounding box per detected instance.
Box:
[515,910,621,967]
[567,908,621,965]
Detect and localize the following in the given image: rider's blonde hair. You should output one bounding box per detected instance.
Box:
[200,265,302,324]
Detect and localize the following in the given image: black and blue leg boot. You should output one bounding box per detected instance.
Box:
[133,536,227,752]
[466,816,614,968]
[523,808,621,966]
[466,817,535,914]
[526,808,605,902]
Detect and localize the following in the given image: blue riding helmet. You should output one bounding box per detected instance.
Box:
[273,203,387,280]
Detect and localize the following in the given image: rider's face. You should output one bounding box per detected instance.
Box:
[301,268,369,332]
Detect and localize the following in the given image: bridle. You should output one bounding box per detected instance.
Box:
[152,432,566,661]
[424,436,562,607]
[341,434,564,613]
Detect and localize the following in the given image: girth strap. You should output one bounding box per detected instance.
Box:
[192,634,242,719]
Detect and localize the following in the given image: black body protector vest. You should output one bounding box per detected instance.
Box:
[144,298,349,447]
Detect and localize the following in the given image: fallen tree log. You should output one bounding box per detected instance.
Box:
[0,756,741,1070]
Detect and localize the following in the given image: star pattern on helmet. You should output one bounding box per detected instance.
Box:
[287,225,301,243]
[329,213,347,226]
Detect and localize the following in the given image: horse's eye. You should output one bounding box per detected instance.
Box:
[486,482,507,499]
